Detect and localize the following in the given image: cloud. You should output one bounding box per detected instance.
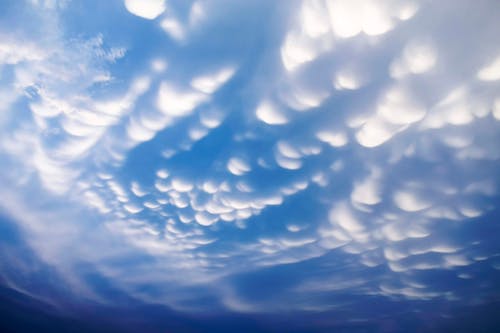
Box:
[171,178,194,192]
[333,70,364,90]
[281,32,318,72]
[329,202,364,233]
[0,0,500,324]
[227,157,251,176]
[325,0,410,38]
[160,17,186,41]
[477,55,500,81]
[191,67,236,94]
[393,189,432,212]
[157,82,207,117]
[124,0,166,20]
[0,38,46,65]
[390,40,437,78]
[355,115,404,148]
[316,130,348,147]
[255,100,288,125]
[351,171,381,205]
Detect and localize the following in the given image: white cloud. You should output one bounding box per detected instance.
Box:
[156,169,169,179]
[286,224,302,232]
[355,116,404,148]
[393,190,431,212]
[390,40,437,78]
[422,87,475,128]
[477,55,500,81]
[157,82,208,117]
[383,247,408,261]
[160,17,186,41]
[126,118,157,142]
[151,58,168,72]
[281,32,318,72]
[280,237,316,248]
[378,87,426,125]
[493,98,500,120]
[200,109,225,128]
[326,0,396,38]
[191,67,236,94]
[276,141,302,159]
[255,100,288,125]
[316,130,348,147]
[171,178,194,192]
[0,38,46,65]
[329,202,364,233]
[195,211,218,226]
[300,0,330,38]
[279,84,329,111]
[444,255,471,267]
[124,203,144,214]
[124,0,166,20]
[227,157,251,176]
[131,181,148,197]
[326,0,362,38]
[351,172,381,205]
[334,70,363,90]
[275,154,302,170]
[189,1,206,27]
[155,179,171,192]
[397,2,419,20]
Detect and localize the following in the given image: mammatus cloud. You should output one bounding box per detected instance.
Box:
[477,55,500,82]
[0,0,499,328]
[124,0,166,20]
[255,100,288,125]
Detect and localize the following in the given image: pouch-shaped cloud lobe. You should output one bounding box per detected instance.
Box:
[0,0,500,332]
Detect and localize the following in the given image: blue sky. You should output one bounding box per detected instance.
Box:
[1,0,500,332]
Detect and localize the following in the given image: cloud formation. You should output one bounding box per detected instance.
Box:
[0,0,499,328]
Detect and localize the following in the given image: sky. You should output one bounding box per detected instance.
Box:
[0,0,500,332]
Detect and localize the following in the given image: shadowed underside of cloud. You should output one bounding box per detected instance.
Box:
[0,0,500,331]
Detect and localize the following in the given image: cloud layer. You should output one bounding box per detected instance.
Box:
[0,0,499,327]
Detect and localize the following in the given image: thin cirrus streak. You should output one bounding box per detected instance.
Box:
[0,0,499,330]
